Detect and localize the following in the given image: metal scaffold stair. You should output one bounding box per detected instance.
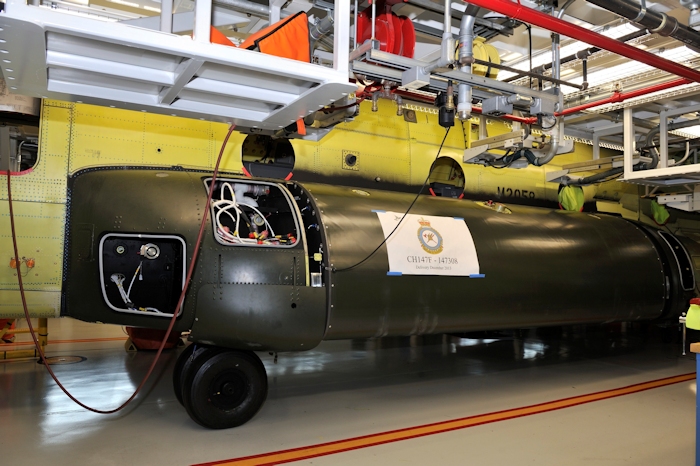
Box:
[0,0,355,133]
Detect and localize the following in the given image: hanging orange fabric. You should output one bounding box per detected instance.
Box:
[240,12,310,62]
[210,26,237,47]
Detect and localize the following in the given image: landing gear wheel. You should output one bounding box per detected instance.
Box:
[182,350,268,429]
[173,344,221,406]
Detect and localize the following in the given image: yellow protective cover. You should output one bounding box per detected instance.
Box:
[558,185,584,211]
[687,303,700,330]
[651,200,670,225]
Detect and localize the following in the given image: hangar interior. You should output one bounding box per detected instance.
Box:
[2,0,700,463]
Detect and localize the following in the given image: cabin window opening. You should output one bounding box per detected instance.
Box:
[241,134,295,179]
[428,157,465,198]
[0,123,39,173]
[205,178,299,248]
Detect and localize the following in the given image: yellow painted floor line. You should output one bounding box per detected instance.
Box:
[195,372,695,466]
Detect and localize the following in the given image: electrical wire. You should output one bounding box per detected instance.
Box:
[526,24,533,89]
[126,261,142,299]
[334,126,451,273]
[486,149,517,169]
[4,123,237,414]
[540,116,558,131]
[211,182,282,245]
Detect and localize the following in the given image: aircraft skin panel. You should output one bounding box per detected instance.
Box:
[338,102,411,139]
[310,183,672,339]
[472,165,548,203]
[0,201,64,318]
[65,102,248,173]
[315,134,412,186]
[0,103,72,318]
[0,290,59,319]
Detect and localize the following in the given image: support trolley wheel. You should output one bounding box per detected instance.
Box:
[182,350,268,429]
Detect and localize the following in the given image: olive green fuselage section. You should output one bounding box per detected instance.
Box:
[63,168,689,351]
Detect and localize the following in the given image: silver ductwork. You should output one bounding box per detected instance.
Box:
[457,6,479,120]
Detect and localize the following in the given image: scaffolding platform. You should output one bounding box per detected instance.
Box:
[0,0,355,133]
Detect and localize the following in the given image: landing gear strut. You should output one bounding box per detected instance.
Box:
[174,347,268,428]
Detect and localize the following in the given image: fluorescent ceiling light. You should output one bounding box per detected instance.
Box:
[560,68,576,77]
[500,52,522,61]
[671,125,700,138]
[108,0,140,7]
[499,22,643,81]
[143,5,161,12]
[451,2,466,12]
[562,46,700,94]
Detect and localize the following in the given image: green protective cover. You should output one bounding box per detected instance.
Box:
[558,185,584,211]
[651,200,670,225]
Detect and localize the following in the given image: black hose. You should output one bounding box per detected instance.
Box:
[586,0,700,53]
[568,167,624,186]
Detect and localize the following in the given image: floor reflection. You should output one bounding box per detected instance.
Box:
[263,322,688,399]
[1,320,694,465]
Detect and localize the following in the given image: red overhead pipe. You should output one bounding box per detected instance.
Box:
[557,77,691,116]
[463,0,700,84]
[470,106,536,124]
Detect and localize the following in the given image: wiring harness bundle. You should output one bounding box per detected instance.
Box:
[110,261,162,313]
[211,182,296,246]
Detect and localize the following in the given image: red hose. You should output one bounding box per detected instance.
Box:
[5,124,236,414]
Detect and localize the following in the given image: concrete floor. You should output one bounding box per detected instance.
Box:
[0,318,696,465]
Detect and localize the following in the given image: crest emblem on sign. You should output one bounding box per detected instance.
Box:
[417,218,443,254]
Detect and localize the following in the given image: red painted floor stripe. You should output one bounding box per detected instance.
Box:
[194,372,695,466]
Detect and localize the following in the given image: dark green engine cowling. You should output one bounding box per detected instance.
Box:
[63,168,695,352]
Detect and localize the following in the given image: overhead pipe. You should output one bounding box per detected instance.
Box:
[482,59,585,89]
[533,0,576,167]
[394,78,691,126]
[422,0,457,74]
[642,117,700,168]
[585,0,700,53]
[558,77,691,116]
[645,117,700,148]
[462,0,700,83]
[310,13,335,51]
[214,0,275,18]
[310,14,334,44]
[457,6,480,120]
[534,29,648,74]
[564,115,698,182]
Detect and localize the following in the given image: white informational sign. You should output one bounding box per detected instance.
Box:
[375,211,482,277]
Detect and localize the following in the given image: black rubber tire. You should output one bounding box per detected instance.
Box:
[172,344,196,405]
[182,350,268,429]
[173,345,221,406]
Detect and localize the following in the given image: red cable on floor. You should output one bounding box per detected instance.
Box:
[5,124,236,414]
